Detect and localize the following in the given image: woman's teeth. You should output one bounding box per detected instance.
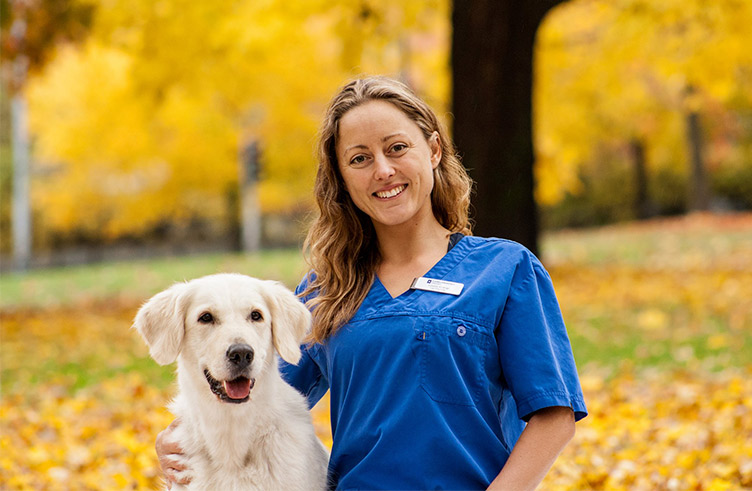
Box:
[375,185,406,199]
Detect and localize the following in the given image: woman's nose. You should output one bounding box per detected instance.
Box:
[373,154,395,180]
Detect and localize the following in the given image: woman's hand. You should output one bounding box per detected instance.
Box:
[156,418,193,488]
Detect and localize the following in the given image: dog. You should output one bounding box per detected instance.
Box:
[133,273,328,491]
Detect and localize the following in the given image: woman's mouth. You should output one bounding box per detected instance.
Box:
[374,184,407,199]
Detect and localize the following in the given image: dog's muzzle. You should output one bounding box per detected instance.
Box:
[203,344,257,403]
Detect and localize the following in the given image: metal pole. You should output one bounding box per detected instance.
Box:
[9,15,32,270]
[11,92,31,270]
[238,141,261,252]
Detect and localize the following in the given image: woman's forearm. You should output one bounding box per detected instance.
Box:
[487,406,576,491]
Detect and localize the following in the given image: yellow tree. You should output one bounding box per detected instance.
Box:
[535,0,752,216]
[26,0,450,246]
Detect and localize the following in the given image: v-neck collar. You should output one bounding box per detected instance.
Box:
[356,235,472,316]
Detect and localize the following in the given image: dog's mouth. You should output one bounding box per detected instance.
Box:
[204,369,255,404]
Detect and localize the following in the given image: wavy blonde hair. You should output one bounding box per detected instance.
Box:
[302,76,473,343]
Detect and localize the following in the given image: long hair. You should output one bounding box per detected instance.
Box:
[302,76,473,343]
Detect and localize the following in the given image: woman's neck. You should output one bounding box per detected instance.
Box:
[375,218,450,265]
[373,218,451,297]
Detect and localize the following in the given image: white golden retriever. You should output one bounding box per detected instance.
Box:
[133,273,328,491]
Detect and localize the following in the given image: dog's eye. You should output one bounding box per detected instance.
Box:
[250,310,263,322]
[198,312,214,324]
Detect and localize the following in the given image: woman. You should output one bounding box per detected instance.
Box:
[158,76,587,490]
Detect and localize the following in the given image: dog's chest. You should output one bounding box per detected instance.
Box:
[189,454,290,491]
[180,419,314,491]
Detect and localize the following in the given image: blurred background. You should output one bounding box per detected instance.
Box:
[1,0,751,489]
[1,0,749,266]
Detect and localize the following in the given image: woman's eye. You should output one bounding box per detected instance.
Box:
[350,155,368,166]
[391,143,408,153]
[250,310,263,322]
[198,312,214,324]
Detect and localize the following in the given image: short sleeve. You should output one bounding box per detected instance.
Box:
[497,251,587,422]
[279,347,329,409]
[278,275,329,409]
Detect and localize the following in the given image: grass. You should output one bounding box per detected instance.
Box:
[542,213,752,376]
[0,248,308,394]
[0,248,308,310]
[2,212,749,310]
[540,212,752,268]
[1,212,750,394]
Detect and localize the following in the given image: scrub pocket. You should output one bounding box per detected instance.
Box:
[414,318,490,406]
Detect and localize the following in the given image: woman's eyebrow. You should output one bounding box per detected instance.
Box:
[343,144,368,154]
[382,132,408,142]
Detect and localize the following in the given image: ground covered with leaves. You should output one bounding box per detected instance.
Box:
[2,213,751,490]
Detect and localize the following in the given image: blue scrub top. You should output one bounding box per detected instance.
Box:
[281,236,587,490]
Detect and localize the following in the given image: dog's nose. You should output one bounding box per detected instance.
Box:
[226,343,254,369]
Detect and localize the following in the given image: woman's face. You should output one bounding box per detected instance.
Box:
[335,99,441,232]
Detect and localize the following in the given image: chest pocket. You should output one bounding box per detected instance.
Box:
[414,317,491,407]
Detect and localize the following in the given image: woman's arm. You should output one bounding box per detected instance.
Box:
[487,406,575,491]
[279,346,329,409]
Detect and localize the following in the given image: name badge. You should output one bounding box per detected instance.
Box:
[410,277,464,295]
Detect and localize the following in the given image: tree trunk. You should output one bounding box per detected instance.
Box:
[451,0,562,257]
[629,139,652,219]
[686,110,709,211]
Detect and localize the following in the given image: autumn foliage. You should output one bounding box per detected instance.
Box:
[19,0,451,246]
[535,0,752,210]
[3,0,748,247]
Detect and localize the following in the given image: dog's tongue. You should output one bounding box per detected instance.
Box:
[224,377,253,400]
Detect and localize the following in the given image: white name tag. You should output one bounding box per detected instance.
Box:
[410,277,464,295]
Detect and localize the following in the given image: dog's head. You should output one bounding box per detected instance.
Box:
[133,273,310,404]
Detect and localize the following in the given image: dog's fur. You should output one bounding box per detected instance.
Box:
[133,273,328,491]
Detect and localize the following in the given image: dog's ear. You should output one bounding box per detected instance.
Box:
[133,282,190,365]
[261,281,312,365]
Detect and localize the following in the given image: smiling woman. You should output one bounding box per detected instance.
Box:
[305,77,473,338]
[282,76,586,491]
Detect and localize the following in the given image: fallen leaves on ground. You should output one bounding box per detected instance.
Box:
[543,368,752,490]
[1,369,751,489]
[1,374,171,490]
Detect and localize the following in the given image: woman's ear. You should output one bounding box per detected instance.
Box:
[429,132,442,169]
